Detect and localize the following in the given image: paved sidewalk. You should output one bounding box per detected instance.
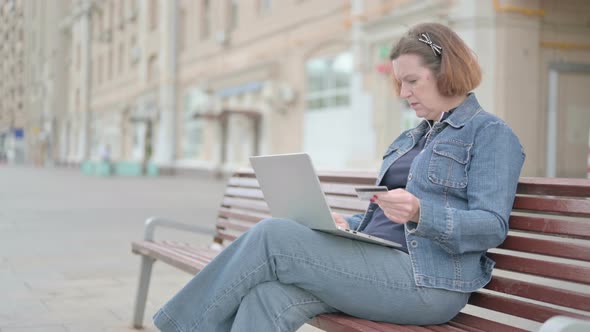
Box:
[0,166,320,332]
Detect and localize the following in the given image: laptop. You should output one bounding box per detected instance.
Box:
[249,153,402,248]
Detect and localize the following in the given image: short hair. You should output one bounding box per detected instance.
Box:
[389,23,482,97]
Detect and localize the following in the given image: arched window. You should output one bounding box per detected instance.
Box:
[305,52,352,111]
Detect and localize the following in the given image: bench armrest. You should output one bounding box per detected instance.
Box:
[539,316,590,332]
[143,216,212,241]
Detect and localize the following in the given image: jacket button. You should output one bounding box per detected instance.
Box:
[408,173,413,181]
[410,240,418,248]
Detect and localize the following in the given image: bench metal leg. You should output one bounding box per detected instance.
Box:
[132,255,156,329]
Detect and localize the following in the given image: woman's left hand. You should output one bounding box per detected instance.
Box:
[372,189,421,224]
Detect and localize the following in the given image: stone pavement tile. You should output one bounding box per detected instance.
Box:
[62,265,140,281]
[76,290,138,325]
[5,263,66,278]
[0,270,35,299]
[0,299,54,327]
[1,271,90,307]
[108,299,164,328]
[0,261,12,270]
[0,292,124,328]
[40,296,123,325]
[103,278,192,328]
[5,264,67,284]
[25,277,124,300]
[0,220,17,231]
[1,326,68,332]
[11,268,64,282]
[0,297,121,329]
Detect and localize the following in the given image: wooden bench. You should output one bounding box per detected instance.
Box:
[131,170,590,331]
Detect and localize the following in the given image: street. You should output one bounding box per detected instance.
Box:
[0,165,223,331]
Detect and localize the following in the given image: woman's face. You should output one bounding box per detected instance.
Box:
[392,54,446,121]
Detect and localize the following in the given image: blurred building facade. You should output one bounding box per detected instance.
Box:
[0,0,25,163]
[22,0,70,167]
[8,0,590,177]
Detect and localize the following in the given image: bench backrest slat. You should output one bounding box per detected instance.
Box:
[488,253,590,284]
[498,235,590,261]
[509,215,590,239]
[487,276,590,312]
[317,171,375,184]
[227,177,261,188]
[469,292,589,323]
[320,182,360,196]
[518,177,590,197]
[513,196,590,217]
[216,170,590,323]
[225,187,264,200]
[216,232,239,243]
[223,197,269,212]
[217,219,255,233]
[219,208,267,223]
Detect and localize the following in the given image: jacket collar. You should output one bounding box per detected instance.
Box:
[443,93,482,128]
[407,93,481,138]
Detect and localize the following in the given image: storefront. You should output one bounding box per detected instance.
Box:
[2,128,25,164]
[130,92,158,163]
[179,81,266,173]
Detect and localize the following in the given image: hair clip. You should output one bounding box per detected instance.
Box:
[418,33,442,56]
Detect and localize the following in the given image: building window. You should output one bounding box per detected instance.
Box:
[200,0,211,40]
[109,1,114,30]
[98,55,103,85]
[108,49,113,80]
[75,89,80,111]
[76,44,80,71]
[305,52,352,111]
[182,88,210,159]
[150,0,158,30]
[229,0,238,31]
[90,61,95,84]
[147,55,158,82]
[93,14,100,39]
[258,0,271,15]
[102,5,107,33]
[130,35,138,66]
[178,8,186,52]
[119,0,125,26]
[118,42,124,74]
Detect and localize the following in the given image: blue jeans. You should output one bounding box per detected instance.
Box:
[154,219,470,332]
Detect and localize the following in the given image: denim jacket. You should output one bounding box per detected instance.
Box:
[346,93,525,293]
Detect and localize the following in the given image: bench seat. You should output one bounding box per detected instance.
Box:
[131,170,590,331]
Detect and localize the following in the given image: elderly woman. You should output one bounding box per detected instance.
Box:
[154,22,525,332]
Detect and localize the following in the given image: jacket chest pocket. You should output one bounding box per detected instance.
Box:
[428,140,471,188]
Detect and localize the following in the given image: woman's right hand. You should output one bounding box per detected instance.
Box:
[332,212,349,229]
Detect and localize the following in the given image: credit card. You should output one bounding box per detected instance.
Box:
[354,186,388,200]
